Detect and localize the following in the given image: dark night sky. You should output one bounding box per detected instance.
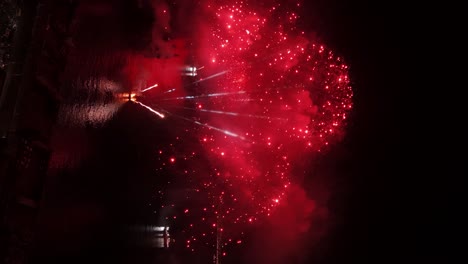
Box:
[299,0,402,263]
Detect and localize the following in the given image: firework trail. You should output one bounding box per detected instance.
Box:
[129,0,353,257]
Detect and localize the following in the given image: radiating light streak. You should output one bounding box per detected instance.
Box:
[157,91,247,101]
[164,88,176,93]
[159,109,246,140]
[142,83,159,93]
[178,107,288,121]
[135,101,165,118]
[158,85,299,102]
[191,70,228,84]
[195,122,243,139]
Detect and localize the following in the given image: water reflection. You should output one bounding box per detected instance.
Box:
[129,225,172,249]
[35,2,164,262]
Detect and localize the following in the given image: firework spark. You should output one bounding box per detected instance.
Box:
[131,0,353,257]
[191,70,229,84]
[135,101,165,118]
[141,83,159,93]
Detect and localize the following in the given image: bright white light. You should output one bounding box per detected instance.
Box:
[183,66,198,76]
[142,83,158,93]
[135,101,165,118]
[151,226,170,232]
[153,226,165,231]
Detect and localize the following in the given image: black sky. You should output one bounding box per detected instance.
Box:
[299,0,402,263]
